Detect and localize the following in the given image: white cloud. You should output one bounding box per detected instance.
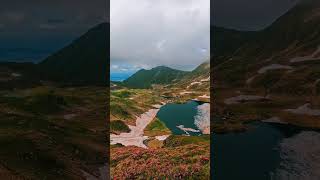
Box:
[111,65,119,69]
[120,68,129,71]
[110,0,210,71]
[156,40,167,52]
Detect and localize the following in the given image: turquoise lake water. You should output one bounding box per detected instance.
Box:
[156,101,203,136]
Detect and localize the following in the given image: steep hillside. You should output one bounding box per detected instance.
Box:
[173,60,210,92]
[212,26,256,65]
[39,23,109,85]
[123,66,188,89]
[215,0,320,86]
[214,0,320,131]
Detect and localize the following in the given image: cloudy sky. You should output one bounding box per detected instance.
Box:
[213,0,298,30]
[110,0,210,74]
[0,0,107,62]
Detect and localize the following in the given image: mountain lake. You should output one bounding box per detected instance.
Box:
[157,100,207,136]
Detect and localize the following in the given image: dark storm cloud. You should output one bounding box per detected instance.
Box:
[213,0,299,30]
[0,0,108,32]
[0,0,108,62]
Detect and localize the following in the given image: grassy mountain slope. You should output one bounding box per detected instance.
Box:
[214,0,320,131]
[0,23,109,178]
[39,23,109,85]
[215,0,320,86]
[123,66,188,89]
[172,60,210,92]
[212,26,256,65]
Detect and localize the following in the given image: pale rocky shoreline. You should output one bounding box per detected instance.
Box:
[110,108,161,148]
[111,100,211,148]
[195,103,210,134]
[110,104,169,148]
[275,131,320,180]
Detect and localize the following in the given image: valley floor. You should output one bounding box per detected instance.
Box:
[110,86,210,179]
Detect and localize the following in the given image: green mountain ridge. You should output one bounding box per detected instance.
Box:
[172,60,210,91]
[121,60,210,90]
[123,66,189,89]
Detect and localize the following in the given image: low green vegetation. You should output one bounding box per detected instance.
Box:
[0,136,67,179]
[110,101,135,121]
[110,120,130,134]
[110,89,163,124]
[144,118,171,137]
[1,89,67,114]
[111,89,133,98]
[25,91,67,114]
[164,135,210,148]
[0,86,107,179]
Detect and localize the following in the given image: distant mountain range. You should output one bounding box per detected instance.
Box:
[0,20,210,89]
[121,61,210,90]
[122,66,188,88]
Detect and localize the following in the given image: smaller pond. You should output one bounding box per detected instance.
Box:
[156,101,204,136]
